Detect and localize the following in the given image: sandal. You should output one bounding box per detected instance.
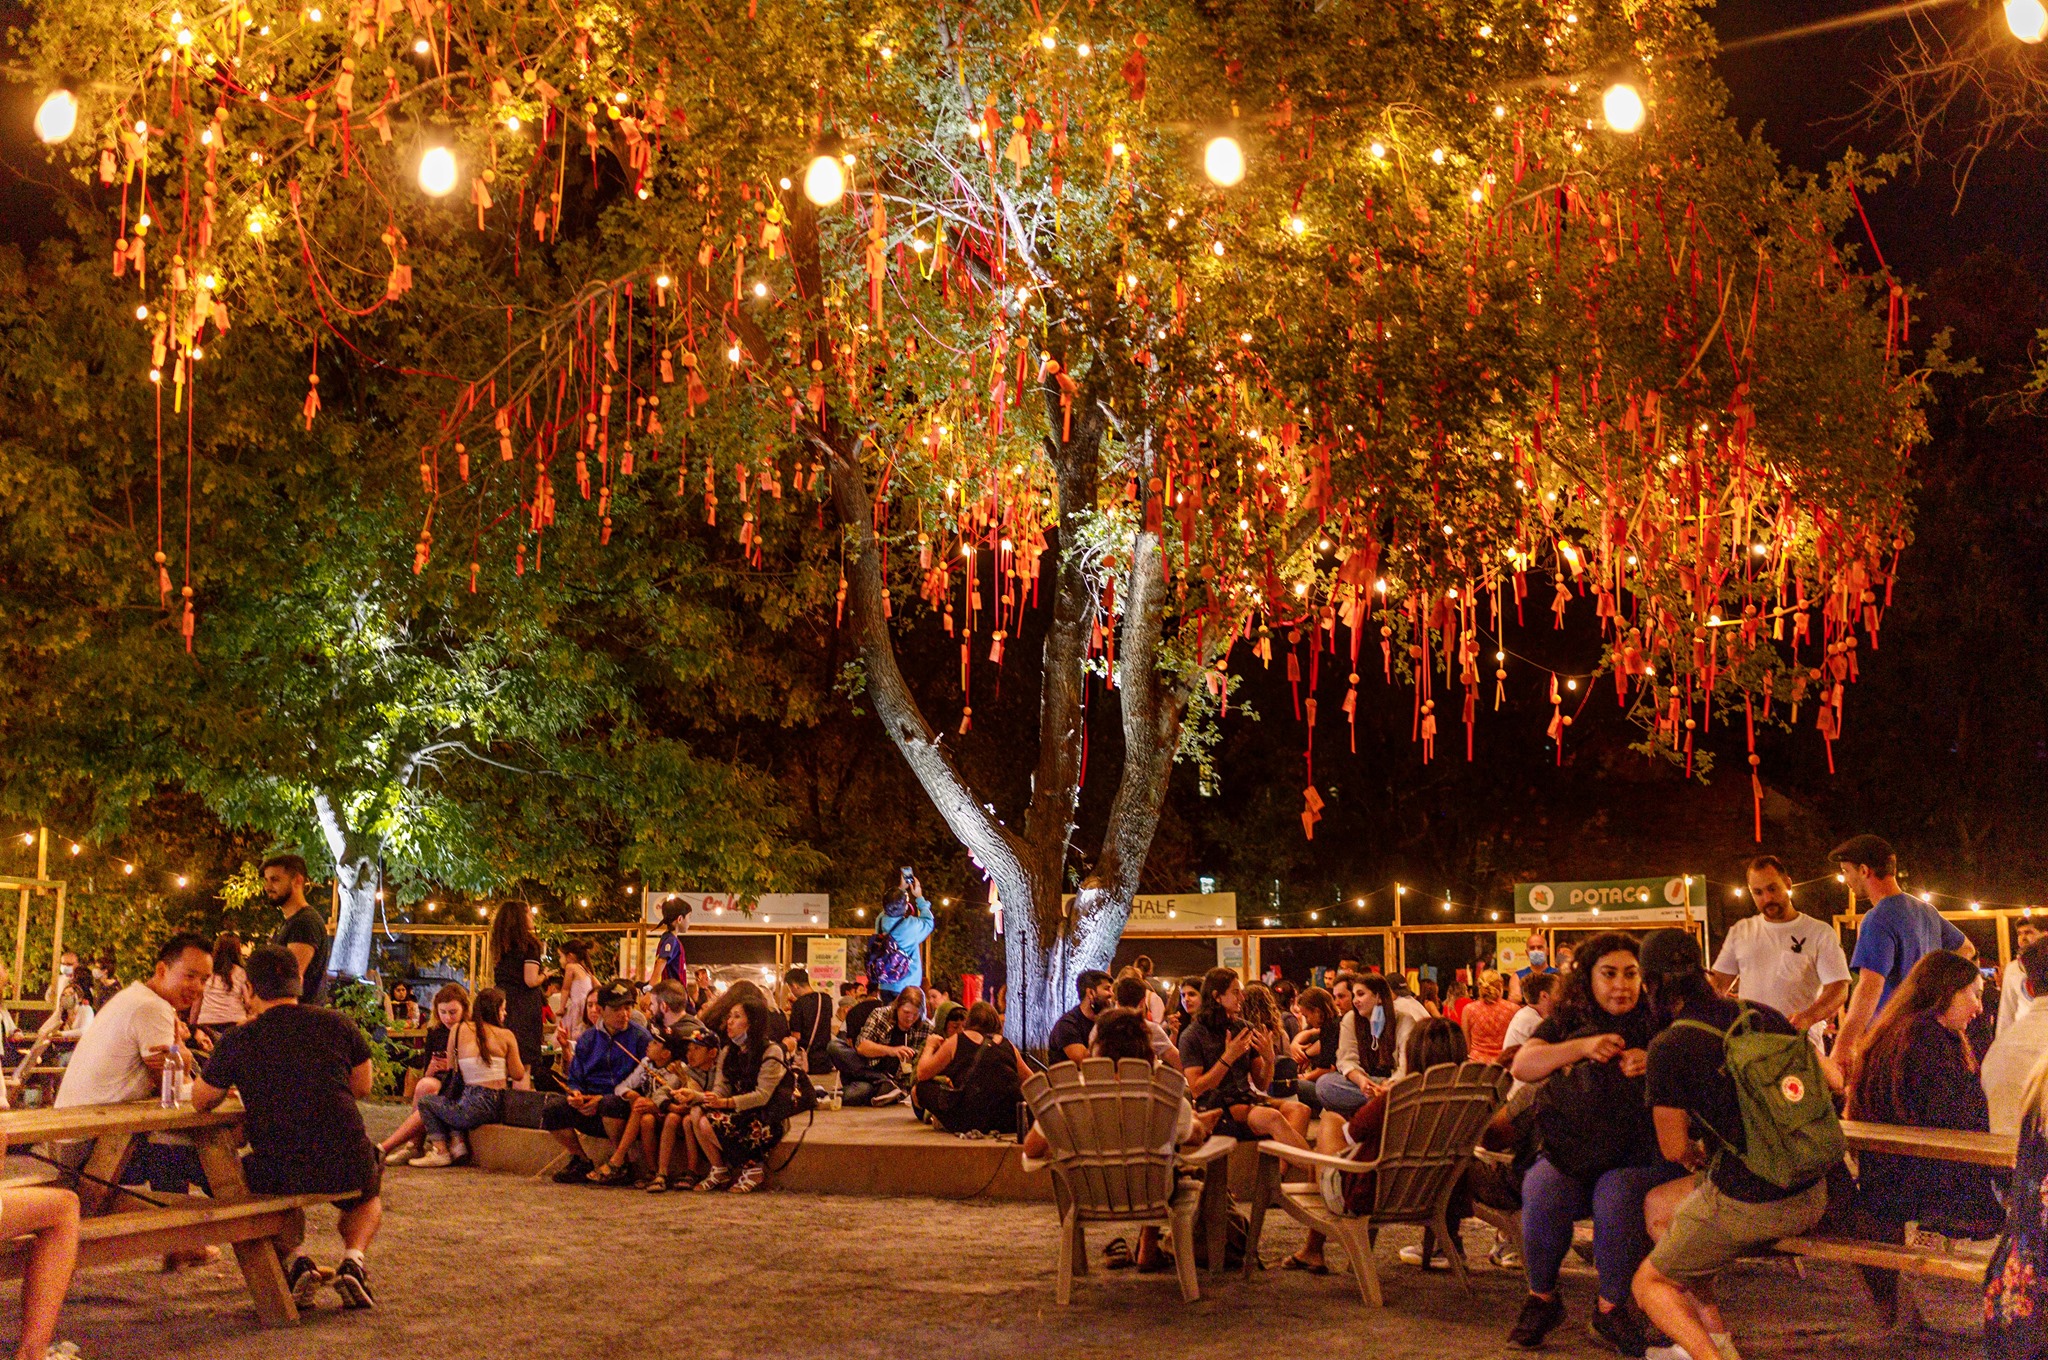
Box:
[1103,1237,1135,1270]
[585,1161,633,1186]
[644,1175,669,1194]
[1282,1253,1331,1276]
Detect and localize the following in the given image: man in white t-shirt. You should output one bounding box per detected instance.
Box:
[1500,971,1559,1092]
[56,932,212,1108]
[2000,919,2045,1036]
[1986,938,2048,1135]
[1708,855,1850,1038]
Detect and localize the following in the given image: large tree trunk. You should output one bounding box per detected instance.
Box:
[313,790,381,982]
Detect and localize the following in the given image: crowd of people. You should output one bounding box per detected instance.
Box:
[16,837,2048,1360]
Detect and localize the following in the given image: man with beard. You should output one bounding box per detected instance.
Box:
[263,854,331,1005]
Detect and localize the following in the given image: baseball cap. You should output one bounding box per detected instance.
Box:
[1829,834,1895,871]
[596,980,636,1010]
[669,1019,719,1050]
[1638,929,1704,979]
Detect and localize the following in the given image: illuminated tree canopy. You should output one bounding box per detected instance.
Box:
[20,0,1927,1039]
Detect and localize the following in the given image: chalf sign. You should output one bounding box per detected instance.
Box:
[1061,893,1238,933]
[1514,876,1704,927]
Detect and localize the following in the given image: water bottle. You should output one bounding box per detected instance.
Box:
[160,1041,181,1108]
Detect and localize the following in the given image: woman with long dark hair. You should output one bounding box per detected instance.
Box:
[682,992,790,1193]
[1502,932,1683,1355]
[1849,949,2001,1235]
[383,980,421,1029]
[409,987,529,1167]
[191,931,251,1038]
[1287,985,1341,1111]
[490,901,547,1081]
[378,984,470,1164]
[1178,967,1312,1150]
[1314,974,1404,1117]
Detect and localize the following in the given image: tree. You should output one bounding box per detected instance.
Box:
[0,240,827,978]
[22,0,1924,1041]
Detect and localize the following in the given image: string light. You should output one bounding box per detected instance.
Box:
[2009,0,2048,42]
[1602,83,1646,133]
[1203,136,1245,186]
[803,153,846,207]
[34,90,77,144]
[418,146,458,196]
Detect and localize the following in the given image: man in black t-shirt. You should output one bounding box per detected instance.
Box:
[1633,930,1834,1360]
[261,852,331,1004]
[1047,970,1115,1065]
[195,944,382,1312]
[784,967,835,1075]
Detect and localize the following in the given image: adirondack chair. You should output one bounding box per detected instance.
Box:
[1246,1061,1509,1305]
[1019,1058,1234,1304]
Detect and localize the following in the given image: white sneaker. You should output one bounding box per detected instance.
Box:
[408,1147,454,1168]
[872,1086,908,1107]
[383,1142,420,1165]
[1397,1243,1450,1268]
[448,1135,468,1160]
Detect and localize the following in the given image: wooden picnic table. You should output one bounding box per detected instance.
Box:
[0,1099,318,1325]
[1840,1119,2017,1169]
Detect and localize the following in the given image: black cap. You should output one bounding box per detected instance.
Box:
[1829,834,1895,872]
[669,1018,718,1049]
[596,981,636,1010]
[1639,929,1704,979]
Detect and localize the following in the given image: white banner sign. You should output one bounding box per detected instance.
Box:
[643,891,831,928]
[1059,893,1237,933]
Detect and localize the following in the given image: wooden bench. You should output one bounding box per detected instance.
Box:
[1774,1234,1988,1285]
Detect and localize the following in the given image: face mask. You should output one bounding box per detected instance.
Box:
[58,964,73,978]
[1527,950,1547,968]
[1369,1007,1387,1039]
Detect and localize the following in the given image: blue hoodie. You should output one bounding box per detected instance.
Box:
[875,896,936,990]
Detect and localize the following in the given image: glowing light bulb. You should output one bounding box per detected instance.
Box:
[418,145,457,196]
[1602,83,1646,133]
[2009,0,2048,41]
[1369,142,1386,159]
[506,115,521,132]
[803,153,846,206]
[34,90,78,144]
[1203,135,1245,186]
[726,345,742,363]
[1288,215,1307,234]
[176,875,188,887]
[413,37,430,53]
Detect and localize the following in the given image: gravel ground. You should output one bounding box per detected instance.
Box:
[22,1106,1983,1360]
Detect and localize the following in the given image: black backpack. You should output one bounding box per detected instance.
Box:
[1534,1040,1658,1181]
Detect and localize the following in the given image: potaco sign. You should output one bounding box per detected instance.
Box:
[1514,875,1704,926]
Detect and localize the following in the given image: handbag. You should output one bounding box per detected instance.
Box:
[437,1025,467,1103]
[1534,1047,1654,1181]
[498,1088,557,1129]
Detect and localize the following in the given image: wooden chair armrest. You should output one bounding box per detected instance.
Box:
[1176,1135,1236,1168]
[1256,1139,1367,1174]
[1018,1153,1051,1175]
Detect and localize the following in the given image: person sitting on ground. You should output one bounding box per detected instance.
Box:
[1848,947,2003,1315]
[1314,974,1404,1118]
[410,987,528,1168]
[700,978,790,1047]
[554,938,598,1052]
[915,1002,1031,1136]
[55,932,213,1195]
[1048,970,1116,1066]
[194,945,383,1310]
[1500,971,1558,1086]
[843,986,930,1107]
[541,981,650,1185]
[910,1002,968,1115]
[589,1026,691,1188]
[1284,1018,1472,1274]
[1987,939,2048,1135]
[681,992,792,1193]
[378,984,469,1165]
[1286,986,1341,1112]
[1461,970,1521,1064]
[1631,929,1837,1360]
[382,979,420,1030]
[784,967,836,1080]
[1026,1007,1207,1272]
[1179,967,1313,1152]
[191,931,252,1040]
[1114,975,1178,1062]
[1504,931,1681,1355]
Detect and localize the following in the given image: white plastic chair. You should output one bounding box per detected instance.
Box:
[1019,1058,1233,1304]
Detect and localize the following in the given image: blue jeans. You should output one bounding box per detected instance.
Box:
[1521,1155,1687,1305]
[1314,1071,1374,1117]
[418,1085,503,1144]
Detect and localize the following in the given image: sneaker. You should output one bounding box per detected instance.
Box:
[1398,1242,1451,1269]
[408,1147,454,1168]
[333,1258,375,1311]
[729,1162,767,1194]
[696,1164,735,1192]
[1489,1240,1523,1269]
[285,1254,328,1308]
[382,1142,421,1166]
[872,1084,908,1107]
[1506,1293,1567,1350]
[551,1155,595,1185]
[1587,1304,1648,1358]
[448,1135,468,1161]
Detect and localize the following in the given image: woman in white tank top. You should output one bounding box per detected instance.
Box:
[408,988,529,1168]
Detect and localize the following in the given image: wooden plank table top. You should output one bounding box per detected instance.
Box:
[0,1099,244,1147]
[1841,1119,2016,1169]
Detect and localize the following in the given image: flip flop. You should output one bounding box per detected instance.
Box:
[1282,1254,1331,1276]
[1135,1253,1173,1275]
[1103,1236,1135,1270]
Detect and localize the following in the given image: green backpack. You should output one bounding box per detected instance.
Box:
[1672,1004,1844,1190]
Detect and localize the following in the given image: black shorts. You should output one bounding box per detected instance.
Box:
[243,1139,382,1213]
[541,1094,633,1138]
